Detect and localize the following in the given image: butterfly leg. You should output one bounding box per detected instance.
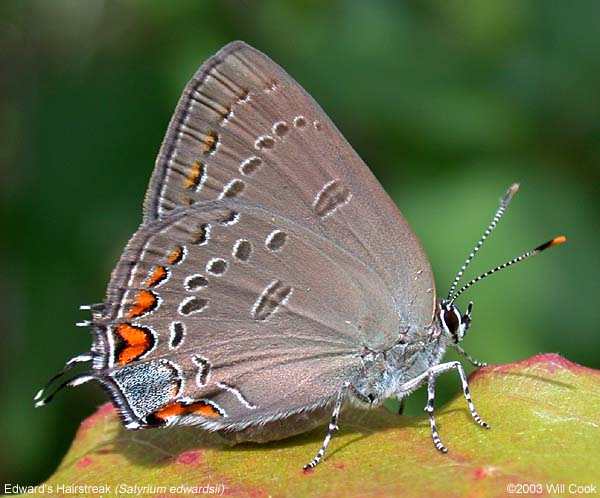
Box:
[397,398,406,415]
[452,342,487,367]
[424,370,446,452]
[424,361,491,452]
[447,360,490,430]
[303,382,349,470]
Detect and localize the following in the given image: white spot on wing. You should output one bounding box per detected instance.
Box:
[265,229,287,252]
[254,135,275,150]
[216,382,257,410]
[169,321,186,350]
[313,179,352,218]
[205,258,227,276]
[178,296,208,316]
[293,116,306,128]
[252,280,293,321]
[221,212,240,226]
[240,156,262,176]
[218,179,245,199]
[192,355,210,387]
[184,274,208,291]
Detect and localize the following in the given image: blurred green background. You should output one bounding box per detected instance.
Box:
[1,0,598,487]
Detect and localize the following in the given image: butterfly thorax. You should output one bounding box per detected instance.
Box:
[349,320,448,407]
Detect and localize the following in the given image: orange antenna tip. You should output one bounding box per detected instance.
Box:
[535,235,567,252]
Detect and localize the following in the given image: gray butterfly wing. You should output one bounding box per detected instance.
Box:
[143,41,436,336]
[93,201,398,430]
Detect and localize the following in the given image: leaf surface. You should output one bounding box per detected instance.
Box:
[31,354,600,497]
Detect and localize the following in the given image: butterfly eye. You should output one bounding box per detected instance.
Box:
[439,302,462,341]
[445,309,460,336]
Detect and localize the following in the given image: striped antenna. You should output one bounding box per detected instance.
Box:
[446,184,520,300]
[449,236,566,303]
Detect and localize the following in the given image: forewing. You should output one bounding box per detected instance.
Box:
[143,41,436,335]
[92,201,398,429]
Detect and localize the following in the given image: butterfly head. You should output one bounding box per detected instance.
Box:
[438,300,472,343]
[438,183,566,346]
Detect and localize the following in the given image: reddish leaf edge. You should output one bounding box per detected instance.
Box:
[470,352,600,380]
[38,352,599,494]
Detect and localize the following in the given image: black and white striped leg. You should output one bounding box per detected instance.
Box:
[453,361,490,429]
[424,361,490,453]
[304,382,349,470]
[425,372,447,452]
[452,342,487,368]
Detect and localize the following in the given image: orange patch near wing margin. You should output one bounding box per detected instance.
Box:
[145,266,168,288]
[184,161,205,190]
[167,246,184,265]
[202,132,218,155]
[128,289,159,318]
[153,400,224,421]
[115,323,155,365]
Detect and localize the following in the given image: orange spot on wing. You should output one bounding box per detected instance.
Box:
[153,400,223,421]
[154,402,185,419]
[128,289,158,318]
[221,107,231,122]
[167,246,184,265]
[202,132,218,155]
[184,161,204,190]
[191,402,222,417]
[115,323,154,365]
[145,266,168,287]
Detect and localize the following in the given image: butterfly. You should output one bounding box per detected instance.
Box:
[36,41,565,469]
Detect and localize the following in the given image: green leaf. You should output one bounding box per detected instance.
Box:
[31,354,600,497]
